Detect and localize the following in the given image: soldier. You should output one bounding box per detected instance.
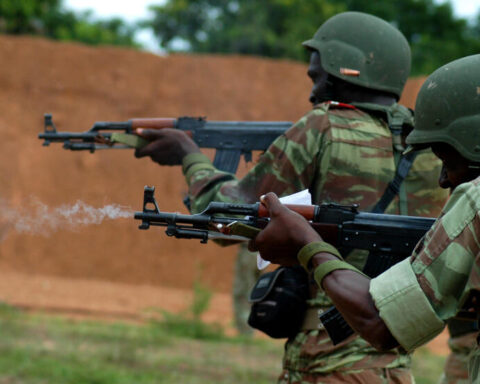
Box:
[440,331,476,384]
[250,54,480,382]
[135,12,447,383]
[232,244,260,335]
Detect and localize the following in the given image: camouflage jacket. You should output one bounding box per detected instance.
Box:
[370,176,480,381]
[182,102,448,373]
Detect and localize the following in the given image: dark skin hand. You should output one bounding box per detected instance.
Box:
[249,192,399,350]
[248,193,322,265]
[134,128,201,165]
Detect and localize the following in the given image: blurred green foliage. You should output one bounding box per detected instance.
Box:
[144,0,344,62]
[144,0,480,75]
[0,0,139,48]
[2,0,479,74]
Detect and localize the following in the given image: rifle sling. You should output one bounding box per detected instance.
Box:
[371,150,418,214]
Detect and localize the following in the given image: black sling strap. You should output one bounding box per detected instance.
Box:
[352,102,417,214]
[371,150,417,213]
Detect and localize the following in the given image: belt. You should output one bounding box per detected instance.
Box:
[300,307,325,331]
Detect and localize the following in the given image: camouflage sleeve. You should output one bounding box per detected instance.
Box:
[183,109,332,213]
[370,177,480,352]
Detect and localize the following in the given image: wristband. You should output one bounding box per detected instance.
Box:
[314,260,365,288]
[184,163,216,180]
[182,153,213,174]
[297,241,343,271]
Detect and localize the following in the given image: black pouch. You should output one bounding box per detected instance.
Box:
[247,266,309,338]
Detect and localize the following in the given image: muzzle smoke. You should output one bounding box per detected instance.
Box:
[0,198,133,240]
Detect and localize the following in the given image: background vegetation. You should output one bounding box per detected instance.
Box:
[1,0,479,74]
[0,0,138,47]
[144,0,480,75]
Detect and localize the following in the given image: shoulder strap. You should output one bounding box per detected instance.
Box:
[351,102,417,214]
[351,102,414,151]
[371,151,417,213]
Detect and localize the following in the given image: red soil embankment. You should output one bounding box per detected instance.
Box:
[0,35,425,293]
[0,35,441,349]
[0,35,311,293]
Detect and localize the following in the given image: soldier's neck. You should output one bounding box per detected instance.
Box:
[353,94,397,106]
[338,93,396,106]
[335,86,397,106]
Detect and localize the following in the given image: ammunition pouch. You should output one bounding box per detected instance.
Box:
[248,266,309,338]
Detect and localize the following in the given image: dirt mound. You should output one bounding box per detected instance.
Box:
[0,35,425,294]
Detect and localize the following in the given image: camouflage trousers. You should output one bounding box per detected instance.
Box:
[232,244,261,335]
[439,331,478,384]
[277,367,414,383]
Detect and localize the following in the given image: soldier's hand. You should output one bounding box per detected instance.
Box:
[134,128,201,165]
[249,192,323,266]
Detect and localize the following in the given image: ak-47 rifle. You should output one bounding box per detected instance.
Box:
[38,114,292,174]
[134,186,435,344]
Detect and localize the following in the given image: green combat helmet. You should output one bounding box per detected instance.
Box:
[406,54,480,163]
[303,12,411,99]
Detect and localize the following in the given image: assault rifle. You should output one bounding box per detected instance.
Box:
[134,186,436,344]
[39,114,292,174]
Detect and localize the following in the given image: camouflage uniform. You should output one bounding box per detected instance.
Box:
[369,54,480,384]
[182,101,447,382]
[233,243,261,335]
[439,328,476,384]
[370,176,480,382]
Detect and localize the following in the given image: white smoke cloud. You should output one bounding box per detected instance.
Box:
[0,198,133,239]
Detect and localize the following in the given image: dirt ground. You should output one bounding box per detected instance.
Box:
[0,267,449,355]
[0,35,448,354]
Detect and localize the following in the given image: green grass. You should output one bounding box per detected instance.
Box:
[412,347,447,384]
[0,303,282,384]
[0,302,446,384]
